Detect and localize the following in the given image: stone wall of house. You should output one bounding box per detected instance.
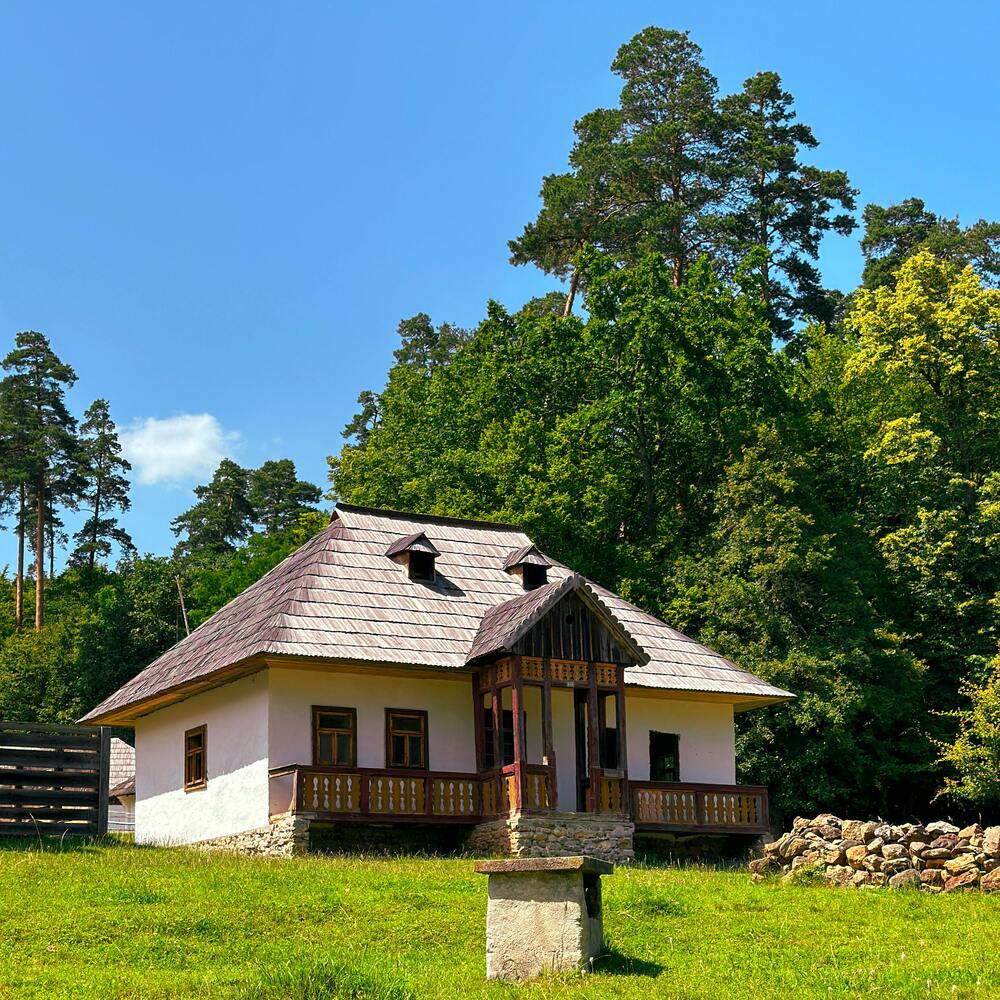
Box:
[751,814,1000,892]
[466,811,635,864]
[195,812,312,858]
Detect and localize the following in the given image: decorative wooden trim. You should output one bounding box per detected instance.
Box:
[521,657,621,687]
[183,724,207,792]
[311,705,358,767]
[384,708,428,770]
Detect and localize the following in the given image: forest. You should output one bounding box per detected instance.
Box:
[2,27,999,823]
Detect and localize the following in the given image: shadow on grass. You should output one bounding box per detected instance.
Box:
[594,946,664,978]
[0,833,148,854]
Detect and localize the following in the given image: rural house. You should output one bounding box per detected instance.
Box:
[82,505,793,859]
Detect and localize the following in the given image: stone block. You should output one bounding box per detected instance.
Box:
[984,826,1000,856]
[888,868,920,890]
[842,820,878,843]
[476,856,611,980]
[943,869,979,893]
[925,821,960,836]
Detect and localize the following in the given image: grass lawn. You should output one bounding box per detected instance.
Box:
[1,840,998,999]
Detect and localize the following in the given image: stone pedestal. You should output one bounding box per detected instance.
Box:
[475,856,613,980]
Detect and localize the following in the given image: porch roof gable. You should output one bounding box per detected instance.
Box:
[466,573,648,666]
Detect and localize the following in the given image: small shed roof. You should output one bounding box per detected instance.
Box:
[108,738,135,798]
[81,503,793,724]
[501,543,551,571]
[385,531,440,557]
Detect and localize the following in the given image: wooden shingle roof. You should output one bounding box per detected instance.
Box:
[81,504,792,723]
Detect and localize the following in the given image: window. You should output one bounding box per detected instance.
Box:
[184,725,207,791]
[649,731,680,783]
[386,709,428,769]
[408,551,435,581]
[482,708,516,768]
[522,563,547,590]
[312,706,357,766]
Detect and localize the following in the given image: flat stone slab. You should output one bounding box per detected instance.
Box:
[475,855,614,876]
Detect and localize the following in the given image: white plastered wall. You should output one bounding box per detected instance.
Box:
[624,692,736,784]
[268,666,477,776]
[134,671,270,844]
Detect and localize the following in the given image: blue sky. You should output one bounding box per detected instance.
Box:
[1,2,998,565]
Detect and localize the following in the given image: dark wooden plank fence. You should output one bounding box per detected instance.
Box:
[0,721,110,836]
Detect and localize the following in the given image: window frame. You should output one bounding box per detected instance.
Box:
[311,705,358,767]
[384,708,429,770]
[184,724,207,792]
[649,730,680,783]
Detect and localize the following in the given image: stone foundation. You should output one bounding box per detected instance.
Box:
[467,811,634,864]
[196,812,312,858]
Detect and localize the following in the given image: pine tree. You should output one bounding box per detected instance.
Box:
[510,28,731,304]
[71,399,134,569]
[248,459,321,535]
[171,459,254,558]
[0,332,81,629]
[721,71,857,333]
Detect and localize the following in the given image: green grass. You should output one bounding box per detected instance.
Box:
[1,840,998,999]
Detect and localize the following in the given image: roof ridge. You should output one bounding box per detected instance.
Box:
[335,502,525,533]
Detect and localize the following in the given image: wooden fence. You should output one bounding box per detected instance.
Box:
[0,721,110,837]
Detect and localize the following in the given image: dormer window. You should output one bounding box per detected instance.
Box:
[385,531,439,583]
[408,550,436,582]
[502,544,552,591]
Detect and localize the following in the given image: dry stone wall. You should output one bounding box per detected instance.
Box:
[751,814,1000,893]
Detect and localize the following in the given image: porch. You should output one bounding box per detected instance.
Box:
[267,767,769,836]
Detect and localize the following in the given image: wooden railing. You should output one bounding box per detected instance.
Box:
[271,763,558,823]
[597,773,624,813]
[630,781,769,834]
[270,766,483,823]
[271,767,768,834]
[494,764,553,813]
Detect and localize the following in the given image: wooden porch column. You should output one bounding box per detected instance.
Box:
[490,673,503,811]
[472,672,485,772]
[541,656,557,810]
[616,661,629,815]
[510,654,526,812]
[586,660,600,812]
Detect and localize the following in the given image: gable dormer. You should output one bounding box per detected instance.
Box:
[385,531,440,582]
[502,544,551,591]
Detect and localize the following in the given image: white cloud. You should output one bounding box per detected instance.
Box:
[121,413,241,486]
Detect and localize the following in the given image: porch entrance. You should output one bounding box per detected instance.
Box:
[474,653,629,817]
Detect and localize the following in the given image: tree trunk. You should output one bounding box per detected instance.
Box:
[47,500,54,581]
[562,268,580,317]
[35,479,45,631]
[14,485,24,630]
[89,472,102,572]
